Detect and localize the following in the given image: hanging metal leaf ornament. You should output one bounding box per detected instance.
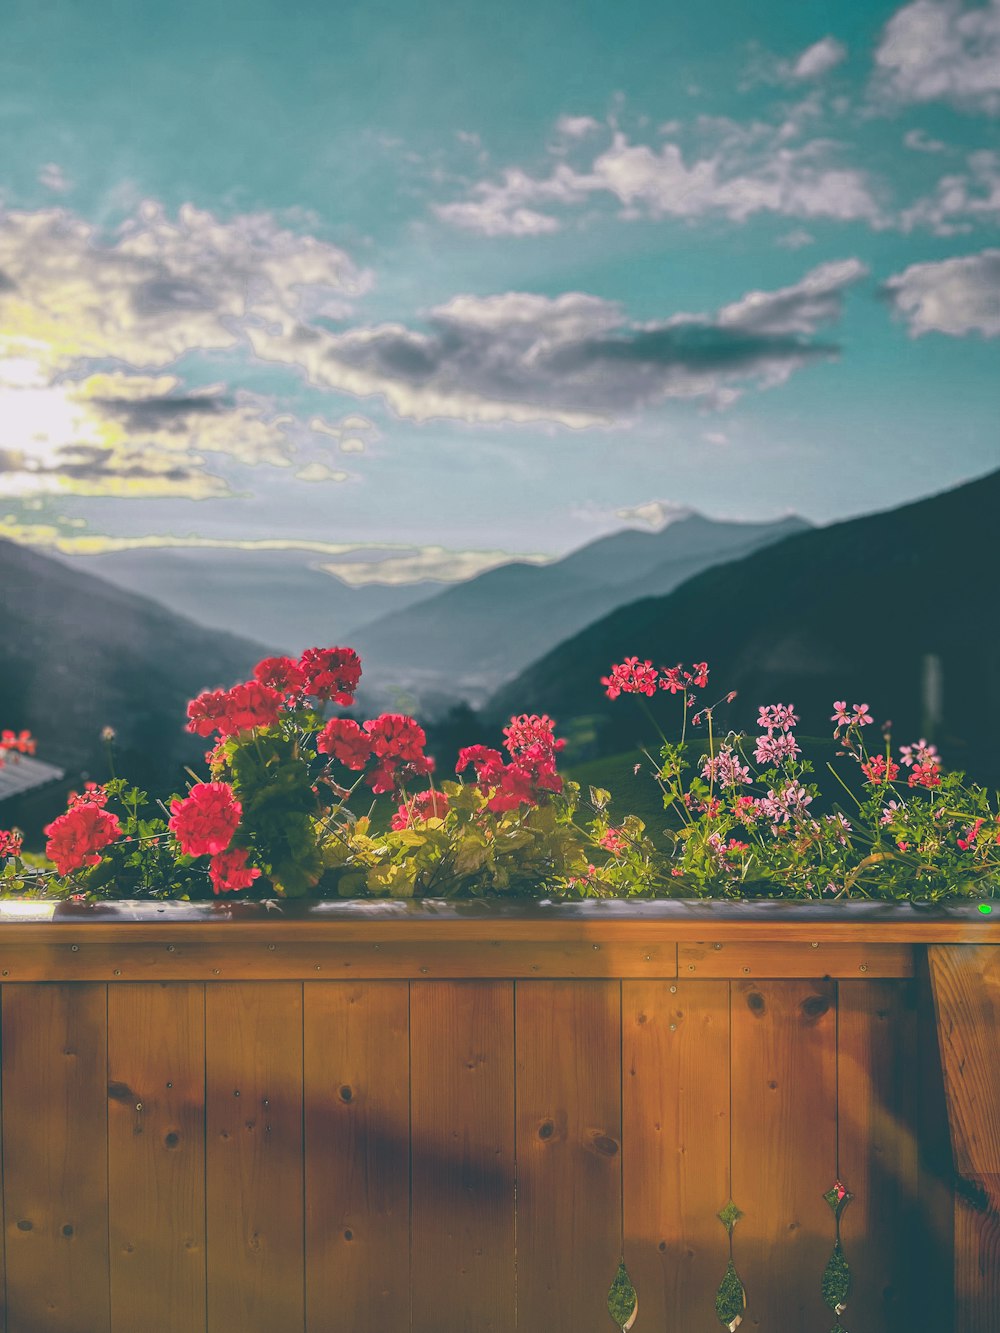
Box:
[822,1240,851,1315]
[715,1258,747,1330]
[822,1179,853,1323]
[607,1261,638,1331]
[715,1200,746,1329]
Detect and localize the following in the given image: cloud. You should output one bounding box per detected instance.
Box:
[903,128,949,152]
[247,260,866,426]
[38,163,72,194]
[0,201,373,499]
[554,115,602,138]
[435,122,884,236]
[319,546,550,586]
[615,500,695,530]
[899,149,1000,232]
[882,248,1000,335]
[776,228,817,249]
[0,200,369,375]
[714,258,869,335]
[873,0,1000,115]
[294,462,349,482]
[0,370,339,499]
[792,37,849,80]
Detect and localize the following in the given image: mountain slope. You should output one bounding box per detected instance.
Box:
[488,470,1000,780]
[352,514,809,702]
[60,547,439,654]
[1,539,272,791]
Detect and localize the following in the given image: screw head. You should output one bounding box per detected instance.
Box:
[669,985,677,993]
[859,963,868,972]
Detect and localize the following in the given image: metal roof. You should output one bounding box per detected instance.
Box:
[0,753,65,802]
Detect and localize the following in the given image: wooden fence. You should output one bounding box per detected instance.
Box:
[0,899,996,1332]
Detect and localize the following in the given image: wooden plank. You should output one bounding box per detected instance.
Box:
[914,956,955,1328]
[622,980,729,1332]
[2,909,1000,947]
[2,982,110,1332]
[304,982,409,1332]
[107,983,206,1333]
[205,982,304,1333]
[0,938,678,982]
[838,980,919,1331]
[929,945,1000,1332]
[680,940,914,978]
[410,980,514,1333]
[516,980,622,1333]
[730,978,837,1330]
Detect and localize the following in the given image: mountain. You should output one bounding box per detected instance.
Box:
[487,470,1000,782]
[59,547,439,654]
[351,514,810,707]
[0,539,272,802]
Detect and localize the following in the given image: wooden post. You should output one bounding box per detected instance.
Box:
[928,945,1000,1332]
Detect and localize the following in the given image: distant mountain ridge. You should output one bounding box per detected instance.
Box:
[60,547,440,654]
[352,513,811,706]
[487,469,1000,782]
[0,538,271,794]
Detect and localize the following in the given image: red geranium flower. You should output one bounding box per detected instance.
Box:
[186,689,231,738]
[317,718,372,770]
[222,680,283,734]
[391,789,450,830]
[169,782,242,857]
[0,828,24,858]
[209,847,260,894]
[253,656,305,697]
[44,803,122,875]
[299,647,362,705]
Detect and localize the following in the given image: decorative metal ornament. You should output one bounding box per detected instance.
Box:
[607,1260,638,1332]
[715,1201,747,1329]
[822,1179,853,1327]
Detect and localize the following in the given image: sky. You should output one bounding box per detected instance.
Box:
[0,0,998,583]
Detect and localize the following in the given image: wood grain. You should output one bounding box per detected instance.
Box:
[0,938,678,982]
[205,982,304,1333]
[2,982,110,1332]
[838,979,919,1331]
[516,979,622,1333]
[730,978,838,1331]
[622,979,729,1332]
[929,945,1000,1332]
[304,981,410,1332]
[410,981,515,1333]
[107,982,206,1333]
[679,941,914,977]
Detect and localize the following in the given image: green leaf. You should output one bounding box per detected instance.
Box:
[607,1262,637,1330]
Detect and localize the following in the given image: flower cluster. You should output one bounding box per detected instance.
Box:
[169,782,242,857]
[457,712,564,814]
[600,653,999,903]
[44,803,123,876]
[318,713,434,794]
[391,789,450,831]
[601,658,709,699]
[0,729,35,766]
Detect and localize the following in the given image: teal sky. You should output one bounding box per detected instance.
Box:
[0,0,998,580]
